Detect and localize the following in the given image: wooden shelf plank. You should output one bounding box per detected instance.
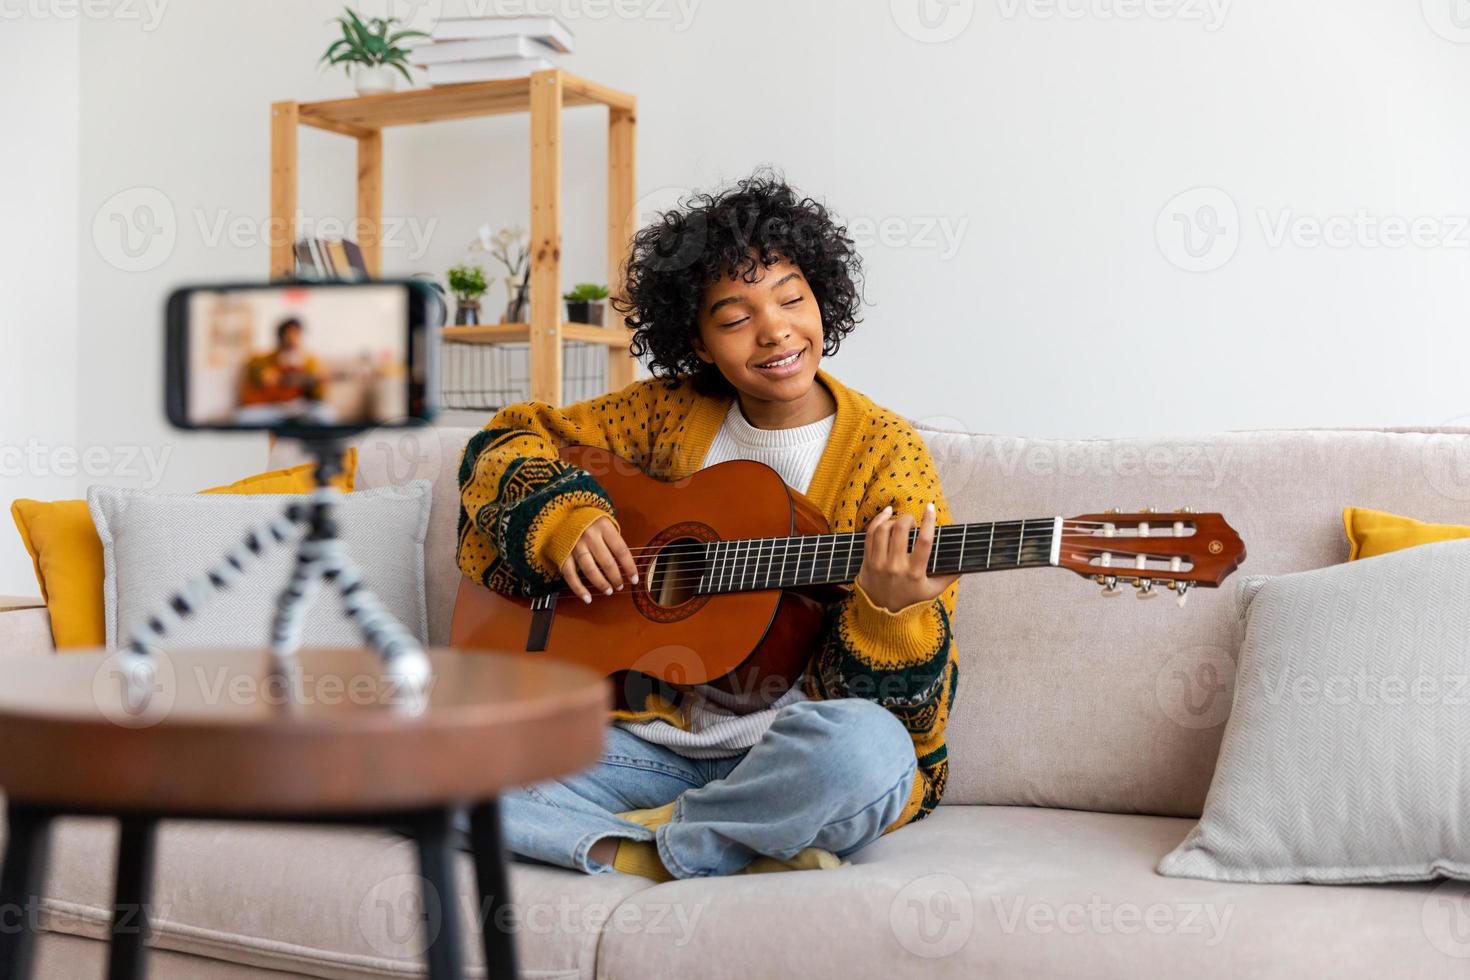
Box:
[297,70,634,132]
[442,323,631,348]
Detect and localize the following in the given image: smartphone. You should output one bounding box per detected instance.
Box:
[165,279,441,439]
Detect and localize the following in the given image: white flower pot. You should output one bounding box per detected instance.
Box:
[353,65,398,96]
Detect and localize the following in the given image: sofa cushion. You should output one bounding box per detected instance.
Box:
[595,805,1469,979]
[1159,543,1470,884]
[1344,505,1470,561]
[89,482,430,651]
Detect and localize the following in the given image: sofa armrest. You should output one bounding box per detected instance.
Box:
[0,601,55,658]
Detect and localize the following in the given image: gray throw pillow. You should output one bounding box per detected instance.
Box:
[90,482,431,651]
[1158,538,1470,884]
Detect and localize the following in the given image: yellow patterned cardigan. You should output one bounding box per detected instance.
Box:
[456,366,960,836]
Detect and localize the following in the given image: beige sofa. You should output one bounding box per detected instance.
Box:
[5,422,1470,978]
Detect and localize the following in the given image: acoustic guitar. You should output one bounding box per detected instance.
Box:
[451,445,1246,709]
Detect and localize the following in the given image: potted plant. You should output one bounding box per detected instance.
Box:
[319,8,426,96]
[469,224,531,323]
[447,264,488,325]
[563,283,610,326]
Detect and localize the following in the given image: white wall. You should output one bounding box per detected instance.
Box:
[7,0,1470,593]
[1,16,79,593]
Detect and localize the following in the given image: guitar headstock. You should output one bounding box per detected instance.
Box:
[1058,509,1245,605]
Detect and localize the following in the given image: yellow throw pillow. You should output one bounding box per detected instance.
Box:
[1343,506,1470,562]
[10,449,356,650]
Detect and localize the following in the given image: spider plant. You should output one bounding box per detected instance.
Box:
[319,8,427,85]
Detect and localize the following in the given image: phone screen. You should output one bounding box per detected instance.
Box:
[170,281,433,431]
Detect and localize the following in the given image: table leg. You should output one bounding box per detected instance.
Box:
[414,808,464,980]
[468,799,519,980]
[0,802,54,980]
[108,816,157,980]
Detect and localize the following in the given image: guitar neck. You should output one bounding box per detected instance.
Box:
[695,517,1061,596]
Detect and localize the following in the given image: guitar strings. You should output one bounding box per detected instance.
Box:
[552,520,1180,562]
[540,540,1190,603]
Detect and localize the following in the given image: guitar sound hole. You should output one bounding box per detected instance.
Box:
[648,537,707,607]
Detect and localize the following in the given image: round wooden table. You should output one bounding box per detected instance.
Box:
[0,646,609,980]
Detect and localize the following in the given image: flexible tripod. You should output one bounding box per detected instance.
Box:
[118,438,431,699]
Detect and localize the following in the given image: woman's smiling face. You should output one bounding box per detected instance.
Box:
[691,254,825,406]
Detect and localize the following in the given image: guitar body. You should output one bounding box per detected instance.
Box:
[450,445,846,709]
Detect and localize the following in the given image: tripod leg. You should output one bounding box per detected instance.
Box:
[269,528,326,662]
[319,538,432,692]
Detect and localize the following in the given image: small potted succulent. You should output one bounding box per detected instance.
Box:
[319,8,426,96]
[447,264,488,325]
[563,282,610,326]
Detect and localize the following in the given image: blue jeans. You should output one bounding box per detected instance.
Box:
[470,698,918,879]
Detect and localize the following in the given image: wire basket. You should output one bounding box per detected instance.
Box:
[440,339,609,412]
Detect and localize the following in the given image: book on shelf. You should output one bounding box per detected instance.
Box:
[425,56,557,86]
[293,237,369,280]
[411,34,556,66]
[429,14,575,53]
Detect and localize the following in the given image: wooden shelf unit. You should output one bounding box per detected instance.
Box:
[270,69,638,405]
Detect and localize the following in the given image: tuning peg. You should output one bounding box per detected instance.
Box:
[1103,508,1119,515]
[1174,507,1194,514]
[1136,577,1159,599]
[1174,581,1192,608]
[1099,575,1122,597]
[1136,507,1154,514]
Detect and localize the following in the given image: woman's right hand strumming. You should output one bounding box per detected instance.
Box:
[560,516,639,603]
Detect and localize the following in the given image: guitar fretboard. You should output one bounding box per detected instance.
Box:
[690,518,1060,596]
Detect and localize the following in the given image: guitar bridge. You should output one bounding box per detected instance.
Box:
[527,592,558,651]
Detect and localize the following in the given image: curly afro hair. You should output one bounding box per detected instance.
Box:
[612,168,865,398]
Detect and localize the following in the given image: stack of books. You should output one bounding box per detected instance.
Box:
[294,237,368,280]
[412,14,574,85]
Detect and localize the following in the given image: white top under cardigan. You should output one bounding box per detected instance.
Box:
[612,398,838,758]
